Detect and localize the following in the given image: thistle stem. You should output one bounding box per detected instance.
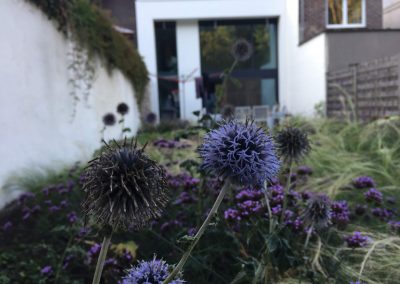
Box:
[262,181,274,233]
[280,162,293,224]
[163,181,230,284]
[303,224,314,249]
[92,230,113,284]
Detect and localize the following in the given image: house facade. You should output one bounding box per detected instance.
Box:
[384,0,400,28]
[135,0,398,122]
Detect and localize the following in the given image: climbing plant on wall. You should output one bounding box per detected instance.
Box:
[27,0,148,104]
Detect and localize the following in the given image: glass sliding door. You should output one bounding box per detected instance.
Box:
[199,18,278,110]
[155,21,180,120]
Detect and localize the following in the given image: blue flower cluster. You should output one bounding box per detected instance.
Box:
[364,188,383,204]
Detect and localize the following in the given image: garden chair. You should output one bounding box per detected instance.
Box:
[234,106,253,122]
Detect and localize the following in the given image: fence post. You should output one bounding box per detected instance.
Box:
[349,63,359,122]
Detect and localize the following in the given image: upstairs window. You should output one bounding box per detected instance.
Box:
[327,0,366,28]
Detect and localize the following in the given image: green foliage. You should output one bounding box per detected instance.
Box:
[27,0,148,102]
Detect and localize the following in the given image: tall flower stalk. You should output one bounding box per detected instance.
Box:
[82,139,168,284]
[163,181,230,283]
[275,127,310,224]
[164,121,280,283]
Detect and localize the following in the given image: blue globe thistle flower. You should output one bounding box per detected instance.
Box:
[122,257,184,284]
[199,121,280,186]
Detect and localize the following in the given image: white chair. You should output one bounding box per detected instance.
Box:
[234,106,253,122]
[253,105,270,124]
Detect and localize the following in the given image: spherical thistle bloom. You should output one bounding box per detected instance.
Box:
[103,113,116,126]
[231,38,254,62]
[345,231,370,248]
[302,194,332,230]
[198,121,280,186]
[82,140,169,231]
[122,257,184,284]
[117,102,129,116]
[275,127,311,163]
[352,176,376,189]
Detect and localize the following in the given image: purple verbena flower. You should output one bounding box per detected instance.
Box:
[238,200,264,217]
[49,205,61,213]
[364,188,383,204]
[122,257,184,284]
[345,231,370,248]
[67,212,78,223]
[235,188,263,201]
[285,217,303,232]
[41,265,53,276]
[331,201,350,227]
[389,221,400,233]
[352,176,376,189]
[199,121,280,186]
[371,208,393,220]
[224,208,241,222]
[2,221,12,231]
[297,165,313,175]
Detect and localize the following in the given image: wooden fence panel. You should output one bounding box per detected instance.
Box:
[327,54,400,121]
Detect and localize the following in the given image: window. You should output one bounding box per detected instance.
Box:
[327,0,366,28]
[199,19,279,109]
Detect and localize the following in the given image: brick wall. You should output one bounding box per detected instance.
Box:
[366,0,383,29]
[300,0,383,43]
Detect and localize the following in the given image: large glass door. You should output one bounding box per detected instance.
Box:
[155,21,180,120]
[199,18,278,110]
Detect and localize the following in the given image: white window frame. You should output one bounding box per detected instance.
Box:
[326,0,366,29]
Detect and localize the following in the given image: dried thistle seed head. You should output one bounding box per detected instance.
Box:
[199,120,280,186]
[82,140,168,231]
[117,102,129,116]
[231,38,253,62]
[302,194,332,230]
[275,127,311,163]
[103,113,116,126]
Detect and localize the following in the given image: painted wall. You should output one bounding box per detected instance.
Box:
[284,0,327,116]
[383,0,400,28]
[136,0,327,119]
[0,0,141,207]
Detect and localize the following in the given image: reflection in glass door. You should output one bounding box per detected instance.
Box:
[199,18,278,110]
[155,22,180,120]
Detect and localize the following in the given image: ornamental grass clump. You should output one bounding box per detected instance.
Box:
[82,139,168,284]
[164,120,280,283]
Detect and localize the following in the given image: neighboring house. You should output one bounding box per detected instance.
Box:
[134,0,400,121]
[383,0,400,28]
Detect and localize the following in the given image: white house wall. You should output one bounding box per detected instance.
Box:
[283,0,327,116]
[0,0,141,207]
[136,0,327,119]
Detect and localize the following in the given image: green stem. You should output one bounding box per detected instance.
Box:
[163,181,230,284]
[280,162,293,224]
[262,181,274,233]
[54,233,74,284]
[92,230,113,284]
[303,224,314,250]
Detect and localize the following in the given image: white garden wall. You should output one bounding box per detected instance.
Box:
[0,0,141,207]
